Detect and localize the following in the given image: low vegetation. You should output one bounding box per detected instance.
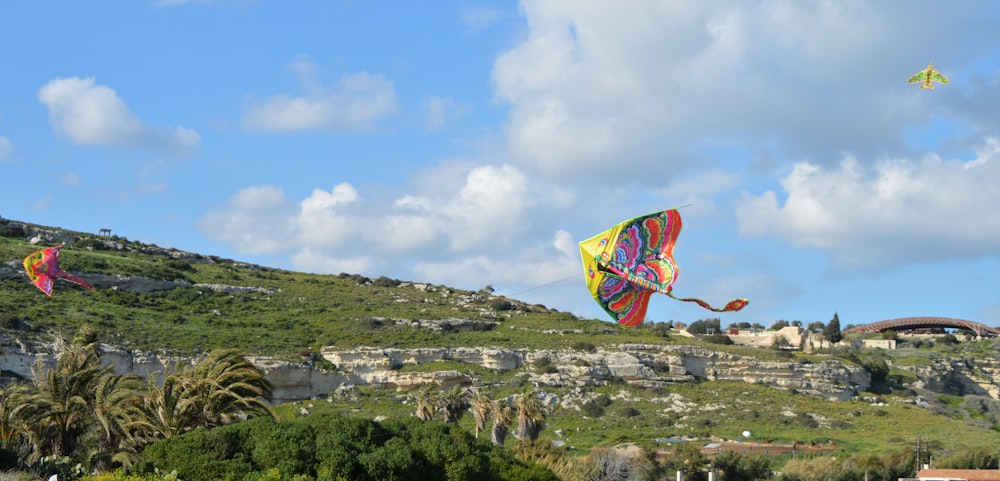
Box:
[2,219,1000,480]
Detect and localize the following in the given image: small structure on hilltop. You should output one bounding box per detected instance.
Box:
[726,325,808,350]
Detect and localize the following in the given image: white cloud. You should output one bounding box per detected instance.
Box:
[291,247,372,276]
[197,185,296,254]
[423,96,471,131]
[0,136,12,163]
[243,57,398,132]
[491,1,999,181]
[411,229,579,288]
[37,77,200,153]
[459,5,505,33]
[296,183,359,247]
[441,164,532,251]
[737,138,1000,273]
[198,163,577,288]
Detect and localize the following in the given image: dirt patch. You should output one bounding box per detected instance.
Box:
[700,441,836,456]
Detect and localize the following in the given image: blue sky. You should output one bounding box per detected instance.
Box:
[2,1,998,329]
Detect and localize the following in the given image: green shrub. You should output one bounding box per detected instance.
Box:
[138,413,556,481]
[532,357,558,374]
[702,333,733,345]
[490,299,515,311]
[373,276,400,287]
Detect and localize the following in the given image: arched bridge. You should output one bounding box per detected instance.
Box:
[846,317,999,338]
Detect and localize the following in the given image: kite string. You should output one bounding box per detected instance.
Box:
[503,274,578,297]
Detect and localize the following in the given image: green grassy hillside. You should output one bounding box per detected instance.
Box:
[3,218,999,461]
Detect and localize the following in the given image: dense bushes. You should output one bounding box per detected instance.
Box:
[137,413,557,481]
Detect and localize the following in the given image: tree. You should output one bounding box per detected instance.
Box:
[28,339,109,461]
[0,382,45,462]
[134,349,274,443]
[183,349,274,429]
[470,390,492,438]
[135,362,193,440]
[824,313,843,345]
[807,321,825,333]
[687,318,721,335]
[770,320,790,330]
[664,442,709,481]
[515,390,546,443]
[587,447,635,481]
[87,371,147,471]
[413,385,438,422]
[712,451,743,480]
[490,399,512,447]
[440,386,469,423]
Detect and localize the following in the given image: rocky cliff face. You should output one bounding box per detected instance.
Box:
[894,356,1000,399]
[321,343,872,402]
[6,338,1000,406]
[1,339,872,404]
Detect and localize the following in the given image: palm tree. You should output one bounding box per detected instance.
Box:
[184,349,274,428]
[0,383,44,456]
[413,384,438,421]
[134,362,193,440]
[515,390,546,443]
[490,399,512,447]
[88,372,147,471]
[28,340,109,460]
[132,349,274,444]
[440,386,469,424]
[857,454,884,481]
[470,390,492,438]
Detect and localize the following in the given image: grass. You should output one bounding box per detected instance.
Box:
[3,218,1000,462]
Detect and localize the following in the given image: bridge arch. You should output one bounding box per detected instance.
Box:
[845,317,999,338]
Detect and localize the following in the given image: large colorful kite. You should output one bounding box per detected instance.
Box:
[22,246,94,296]
[908,62,949,89]
[579,209,748,327]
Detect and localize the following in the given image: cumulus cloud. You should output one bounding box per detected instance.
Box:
[37,77,200,153]
[196,185,296,254]
[243,57,398,132]
[491,1,999,181]
[198,163,577,286]
[737,138,1000,273]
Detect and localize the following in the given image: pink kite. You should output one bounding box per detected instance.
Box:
[22,246,93,296]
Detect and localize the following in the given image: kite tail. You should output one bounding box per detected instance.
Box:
[667,292,748,313]
[56,271,94,291]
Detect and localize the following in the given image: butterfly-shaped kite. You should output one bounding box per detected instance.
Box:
[22,246,93,296]
[908,62,949,90]
[579,209,748,327]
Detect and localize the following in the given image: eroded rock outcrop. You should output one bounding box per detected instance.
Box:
[7,338,999,405]
[320,343,872,401]
[895,356,1000,399]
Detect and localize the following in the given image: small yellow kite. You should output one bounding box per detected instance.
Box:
[908,62,949,90]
